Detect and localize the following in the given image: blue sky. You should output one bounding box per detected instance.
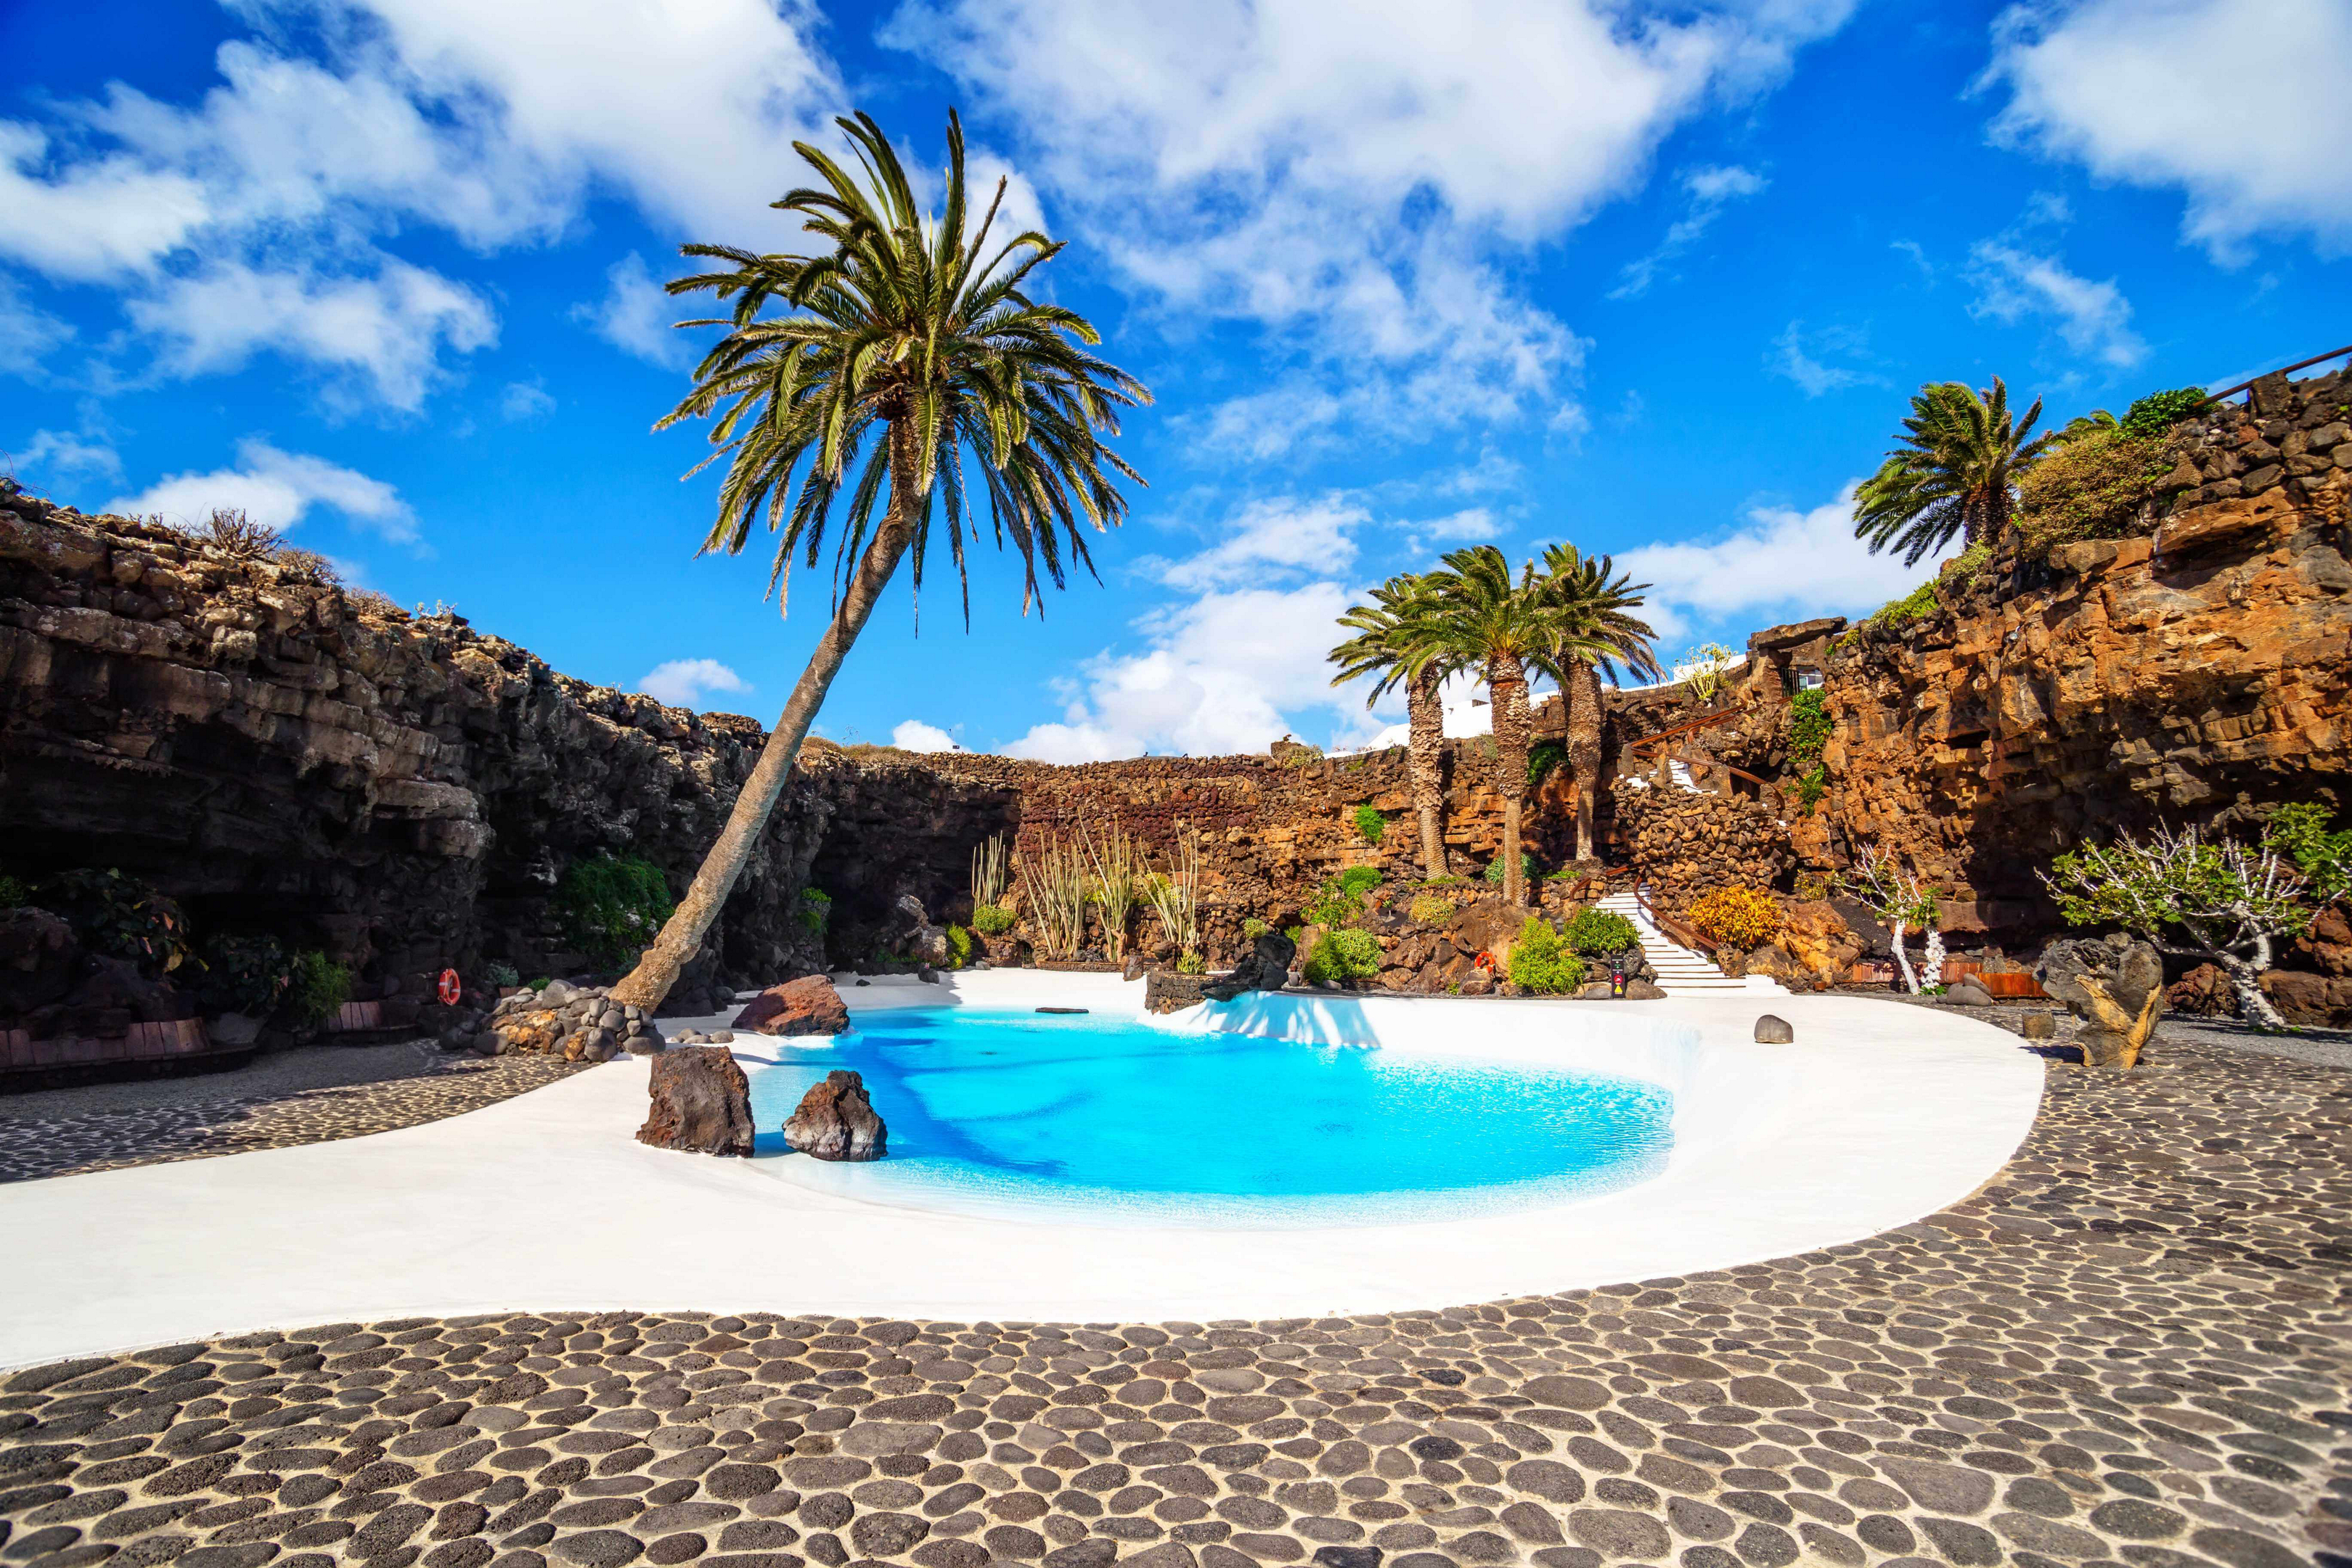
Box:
[3,0,2347,760]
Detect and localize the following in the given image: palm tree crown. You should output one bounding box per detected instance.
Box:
[662,110,1148,620]
[1331,574,1455,878]
[1853,377,2052,566]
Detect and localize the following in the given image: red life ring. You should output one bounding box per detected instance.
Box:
[437,968,462,1005]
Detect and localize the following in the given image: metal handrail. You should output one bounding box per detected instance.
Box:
[2207,343,2352,405]
[1634,881,1717,957]
[1624,705,1743,757]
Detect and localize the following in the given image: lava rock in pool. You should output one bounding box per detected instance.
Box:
[1754,1013,1794,1043]
[637,1046,755,1157]
[785,1069,888,1161]
[732,974,850,1037]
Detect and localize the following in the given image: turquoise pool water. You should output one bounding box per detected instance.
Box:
[740,1008,1673,1227]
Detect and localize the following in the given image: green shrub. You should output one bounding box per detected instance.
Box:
[555,854,675,968]
[799,886,833,934]
[44,868,193,975]
[1686,886,1782,948]
[2017,427,2178,559]
[1561,907,1638,958]
[1241,916,1271,939]
[1862,578,1940,635]
[1304,867,1384,927]
[1408,893,1453,926]
[0,873,28,910]
[971,900,1015,936]
[1506,918,1585,995]
[1177,949,1206,975]
[1483,850,1536,886]
[486,961,520,989]
[2268,802,2352,905]
[946,925,974,968]
[2120,385,2210,438]
[197,932,293,1017]
[1352,804,1388,843]
[1795,765,1829,813]
[1282,925,1303,947]
[285,950,352,1028]
[1785,688,1832,766]
[1303,928,1381,984]
[1526,740,1569,789]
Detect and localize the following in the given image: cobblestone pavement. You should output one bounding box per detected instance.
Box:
[2,1040,2347,1568]
[0,1053,587,1184]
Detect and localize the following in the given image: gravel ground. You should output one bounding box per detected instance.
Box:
[0,1039,467,1122]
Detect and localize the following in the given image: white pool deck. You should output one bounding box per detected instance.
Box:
[0,974,2043,1371]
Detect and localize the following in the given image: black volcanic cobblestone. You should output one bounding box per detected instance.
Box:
[0,1054,586,1184]
[1,1038,2348,1568]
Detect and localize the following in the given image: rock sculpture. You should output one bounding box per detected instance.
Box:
[2037,934,2165,1069]
[636,1046,754,1156]
[1204,931,1297,1000]
[784,1069,887,1161]
[732,975,850,1036]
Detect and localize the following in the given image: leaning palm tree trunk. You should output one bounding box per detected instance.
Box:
[611,436,915,1008]
[1567,658,1604,862]
[1407,663,1447,878]
[1489,653,1531,906]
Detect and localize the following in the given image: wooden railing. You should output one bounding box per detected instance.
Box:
[1623,705,1744,759]
[1635,881,1717,957]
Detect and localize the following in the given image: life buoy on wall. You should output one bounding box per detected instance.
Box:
[437,968,462,1005]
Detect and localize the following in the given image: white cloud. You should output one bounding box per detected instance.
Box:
[1610,163,1768,298]
[891,720,964,752]
[573,253,687,367]
[1967,241,2147,369]
[107,437,417,542]
[0,276,73,378]
[0,0,845,408]
[499,377,554,421]
[1143,494,1369,591]
[123,258,496,412]
[14,428,123,485]
[638,658,751,710]
[1986,0,2352,259]
[1771,319,1879,397]
[889,0,1852,442]
[1617,483,1931,642]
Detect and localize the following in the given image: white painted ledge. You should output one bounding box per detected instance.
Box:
[0,973,2041,1370]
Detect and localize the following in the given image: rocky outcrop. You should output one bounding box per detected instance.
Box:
[484,979,663,1062]
[783,1069,886,1161]
[1803,369,2350,931]
[732,975,850,1037]
[2038,935,2166,1069]
[1143,971,1209,1013]
[1202,931,1297,1000]
[635,1045,754,1156]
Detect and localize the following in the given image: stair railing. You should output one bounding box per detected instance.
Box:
[1633,881,1719,958]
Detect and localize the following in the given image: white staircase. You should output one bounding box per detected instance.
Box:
[1595,889,1788,995]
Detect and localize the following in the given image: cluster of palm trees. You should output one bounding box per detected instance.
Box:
[1329,544,1659,905]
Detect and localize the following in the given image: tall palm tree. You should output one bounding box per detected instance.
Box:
[1853,377,2054,565]
[1330,574,1453,878]
[610,110,1148,1009]
[1536,544,1660,864]
[1414,546,1556,907]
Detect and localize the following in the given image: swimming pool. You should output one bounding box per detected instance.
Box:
[740,1005,1673,1226]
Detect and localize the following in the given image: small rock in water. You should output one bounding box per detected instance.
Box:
[783,1069,887,1161]
[1754,1013,1795,1043]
